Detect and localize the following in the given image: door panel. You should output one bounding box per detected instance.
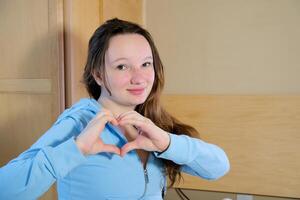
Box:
[0,0,64,199]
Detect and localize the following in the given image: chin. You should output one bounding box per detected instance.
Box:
[131,99,147,106]
[127,98,148,107]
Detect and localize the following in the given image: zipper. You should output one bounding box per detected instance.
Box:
[138,155,149,199]
[140,168,149,198]
[144,169,149,184]
[108,124,150,199]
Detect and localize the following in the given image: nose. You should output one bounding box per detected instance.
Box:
[130,68,145,85]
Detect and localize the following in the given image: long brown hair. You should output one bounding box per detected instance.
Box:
[83,18,198,187]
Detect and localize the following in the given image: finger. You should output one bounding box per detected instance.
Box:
[109,117,118,126]
[95,110,108,119]
[117,110,134,119]
[86,112,106,127]
[102,109,119,125]
[99,113,118,126]
[118,118,144,129]
[118,113,152,127]
[101,144,121,155]
[117,111,139,121]
[86,115,118,137]
[121,141,138,157]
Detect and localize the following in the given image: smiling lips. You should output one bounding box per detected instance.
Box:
[127,88,145,95]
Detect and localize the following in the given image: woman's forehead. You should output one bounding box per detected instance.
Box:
[105,34,153,63]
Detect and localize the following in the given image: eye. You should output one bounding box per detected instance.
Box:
[142,62,152,67]
[116,64,128,70]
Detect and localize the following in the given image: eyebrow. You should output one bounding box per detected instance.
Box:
[112,56,153,64]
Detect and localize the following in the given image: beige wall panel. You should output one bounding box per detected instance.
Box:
[165,188,293,200]
[162,95,300,198]
[146,0,300,198]
[145,0,300,95]
[165,188,235,200]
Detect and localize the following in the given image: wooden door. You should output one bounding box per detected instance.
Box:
[0,0,64,199]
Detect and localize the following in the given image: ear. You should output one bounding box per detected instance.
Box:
[92,70,103,86]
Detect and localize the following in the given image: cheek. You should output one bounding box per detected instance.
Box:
[152,70,155,82]
[110,74,130,88]
[147,69,155,85]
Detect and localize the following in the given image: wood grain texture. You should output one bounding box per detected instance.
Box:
[63,0,100,106]
[0,79,51,93]
[162,95,300,198]
[0,0,64,199]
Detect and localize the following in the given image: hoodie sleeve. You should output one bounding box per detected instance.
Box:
[154,133,230,180]
[0,117,87,200]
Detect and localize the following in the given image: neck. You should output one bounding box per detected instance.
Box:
[97,96,135,118]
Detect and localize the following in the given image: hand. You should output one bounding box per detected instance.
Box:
[117,111,171,157]
[75,109,120,156]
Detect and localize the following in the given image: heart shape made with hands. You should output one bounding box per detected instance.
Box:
[75,110,170,157]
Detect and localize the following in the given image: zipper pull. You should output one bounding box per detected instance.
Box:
[144,169,149,184]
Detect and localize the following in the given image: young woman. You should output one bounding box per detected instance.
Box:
[0,18,230,200]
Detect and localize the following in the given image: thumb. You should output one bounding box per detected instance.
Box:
[121,141,138,157]
[101,144,121,155]
[91,140,121,155]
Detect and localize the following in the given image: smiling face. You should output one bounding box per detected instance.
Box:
[95,33,155,109]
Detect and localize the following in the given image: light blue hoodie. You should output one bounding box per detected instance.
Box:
[0,98,230,200]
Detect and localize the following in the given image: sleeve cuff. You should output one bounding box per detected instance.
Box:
[155,133,171,156]
[153,133,189,164]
